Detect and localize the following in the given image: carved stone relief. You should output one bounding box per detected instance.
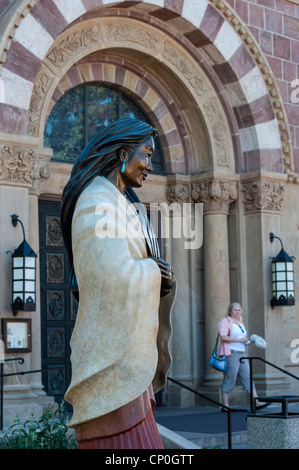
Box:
[162,41,208,98]
[241,180,285,213]
[30,150,51,195]
[203,97,229,168]
[192,178,237,214]
[0,145,37,185]
[46,25,101,69]
[28,69,52,137]
[166,184,190,203]
[104,23,160,52]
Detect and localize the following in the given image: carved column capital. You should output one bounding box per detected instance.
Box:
[241,179,285,213]
[166,183,190,203]
[0,144,38,187]
[30,148,51,196]
[192,178,237,214]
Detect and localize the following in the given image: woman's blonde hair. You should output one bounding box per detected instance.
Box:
[227,302,243,319]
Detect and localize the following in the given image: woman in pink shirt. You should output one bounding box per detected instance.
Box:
[218,302,269,410]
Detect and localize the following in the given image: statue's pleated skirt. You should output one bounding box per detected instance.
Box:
[77,407,163,449]
[73,386,163,449]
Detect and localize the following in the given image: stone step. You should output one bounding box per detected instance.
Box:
[158,423,247,449]
[178,430,248,449]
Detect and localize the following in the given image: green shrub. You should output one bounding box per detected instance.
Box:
[0,401,77,449]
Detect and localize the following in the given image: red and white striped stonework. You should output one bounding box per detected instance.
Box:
[0,0,297,174]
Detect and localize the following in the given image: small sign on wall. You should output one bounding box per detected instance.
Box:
[1,319,32,353]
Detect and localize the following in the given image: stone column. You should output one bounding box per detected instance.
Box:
[28,148,51,403]
[164,177,194,406]
[241,172,290,397]
[192,175,237,397]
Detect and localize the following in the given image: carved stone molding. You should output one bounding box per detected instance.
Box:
[46,25,101,69]
[166,184,190,203]
[30,150,51,196]
[203,97,229,168]
[28,69,53,137]
[104,23,160,53]
[0,144,37,186]
[241,180,285,213]
[162,40,208,98]
[192,178,237,214]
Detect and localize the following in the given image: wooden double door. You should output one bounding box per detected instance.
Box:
[38,198,77,409]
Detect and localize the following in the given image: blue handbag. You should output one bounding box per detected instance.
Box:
[208,335,228,373]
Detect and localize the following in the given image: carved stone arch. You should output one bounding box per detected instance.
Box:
[27,16,235,174]
[45,55,193,174]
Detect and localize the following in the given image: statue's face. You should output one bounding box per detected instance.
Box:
[122,135,155,188]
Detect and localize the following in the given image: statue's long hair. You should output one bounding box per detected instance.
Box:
[61,118,158,300]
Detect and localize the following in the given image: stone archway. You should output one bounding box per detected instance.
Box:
[26,14,235,178]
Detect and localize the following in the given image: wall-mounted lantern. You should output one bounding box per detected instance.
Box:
[270,232,295,309]
[10,214,37,316]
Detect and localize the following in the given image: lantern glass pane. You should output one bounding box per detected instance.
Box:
[25,281,35,292]
[25,293,35,303]
[25,257,35,268]
[276,272,286,281]
[13,293,23,302]
[13,269,23,280]
[287,282,294,293]
[287,262,293,271]
[276,262,285,272]
[287,271,294,281]
[25,268,35,280]
[276,282,286,297]
[13,257,24,268]
[13,281,23,292]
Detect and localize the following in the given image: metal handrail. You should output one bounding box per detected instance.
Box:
[0,360,71,431]
[1,360,256,449]
[240,356,299,414]
[0,358,25,431]
[0,360,237,449]
[167,376,247,449]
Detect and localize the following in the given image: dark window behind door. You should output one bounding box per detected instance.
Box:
[39,198,77,409]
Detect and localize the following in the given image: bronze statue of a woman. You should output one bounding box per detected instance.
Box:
[61,118,176,449]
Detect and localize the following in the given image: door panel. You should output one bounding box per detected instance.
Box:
[39,199,77,409]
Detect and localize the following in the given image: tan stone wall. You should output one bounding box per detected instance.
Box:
[279,180,299,394]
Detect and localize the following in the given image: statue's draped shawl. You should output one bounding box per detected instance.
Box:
[65,177,175,428]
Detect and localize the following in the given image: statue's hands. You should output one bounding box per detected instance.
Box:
[151,257,174,297]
